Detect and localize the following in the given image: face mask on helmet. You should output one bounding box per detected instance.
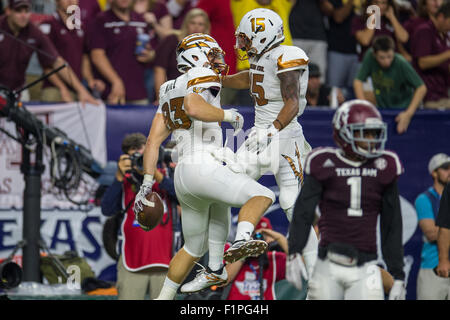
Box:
[207,47,229,75]
[343,123,387,159]
[332,100,387,160]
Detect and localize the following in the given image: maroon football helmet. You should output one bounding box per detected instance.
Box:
[332,100,387,160]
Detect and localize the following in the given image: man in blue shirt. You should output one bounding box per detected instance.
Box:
[415,153,450,299]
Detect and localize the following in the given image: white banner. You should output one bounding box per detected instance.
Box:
[0,102,107,210]
[0,207,116,278]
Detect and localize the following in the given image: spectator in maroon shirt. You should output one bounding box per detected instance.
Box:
[88,0,154,105]
[79,0,102,28]
[352,0,409,61]
[135,0,173,40]
[400,0,443,62]
[153,7,209,102]
[39,0,105,103]
[410,1,450,109]
[0,0,98,105]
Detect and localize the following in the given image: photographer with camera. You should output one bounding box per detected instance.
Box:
[223,217,289,300]
[100,133,178,300]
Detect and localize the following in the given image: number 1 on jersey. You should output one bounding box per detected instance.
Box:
[347,176,363,217]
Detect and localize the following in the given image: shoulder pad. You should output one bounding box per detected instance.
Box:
[159,79,177,97]
[186,67,221,89]
[276,46,309,73]
[305,147,337,175]
[379,150,404,177]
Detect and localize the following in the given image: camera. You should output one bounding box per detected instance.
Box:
[129,152,144,173]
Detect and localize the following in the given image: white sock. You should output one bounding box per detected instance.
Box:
[234,221,254,242]
[155,277,180,300]
[208,240,225,272]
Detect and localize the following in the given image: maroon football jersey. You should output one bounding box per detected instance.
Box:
[305,147,403,253]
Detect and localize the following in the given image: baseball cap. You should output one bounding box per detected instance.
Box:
[428,153,450,174]
[255,217,273,231]
[9,0,30,10]
[309,63,321,78]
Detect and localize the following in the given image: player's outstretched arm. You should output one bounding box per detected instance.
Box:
[275,70,301,130]
[221,70,250,90]
[184,93,244,133]
[143,113,171,177]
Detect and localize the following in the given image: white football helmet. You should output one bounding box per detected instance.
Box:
[235,8,284,60]
[176,33,229,74]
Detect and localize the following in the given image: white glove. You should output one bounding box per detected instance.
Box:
[133,174,155,231]
[211,147,245,173]
[245,124,279,153]
[286,253,309,292]
[223,108,244,136]
[389,280,406,300]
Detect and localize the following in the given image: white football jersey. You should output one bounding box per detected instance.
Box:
[248,45,309,129]
[157,67,223,160]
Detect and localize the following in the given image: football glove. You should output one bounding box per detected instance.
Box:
[223,108,244,136]
[133,174,155,230]
[286,253,309,292]
[245,124,279,153]
[389,280,406,300]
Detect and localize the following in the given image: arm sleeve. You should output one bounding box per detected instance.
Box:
[380,180,405,281]
[288,174,322,255]
[100,179,124,217]
[436,182,450,228]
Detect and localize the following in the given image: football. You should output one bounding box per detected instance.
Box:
[137,192,164,231]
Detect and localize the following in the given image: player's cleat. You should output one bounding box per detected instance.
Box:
[180,263,228,293]
[223,239,268,264]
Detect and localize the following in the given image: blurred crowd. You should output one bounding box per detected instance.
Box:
[0,0,449,118]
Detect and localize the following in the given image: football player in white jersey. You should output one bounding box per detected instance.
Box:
[133,34,276,299]
[220,8,319,276]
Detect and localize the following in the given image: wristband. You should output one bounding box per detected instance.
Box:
[223,109,233,122]
[274,119,283,130]
[143,174,154,183]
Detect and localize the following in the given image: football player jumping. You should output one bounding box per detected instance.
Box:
[133,34,276,299]
[287,100,406,300]
[220,8,318,276]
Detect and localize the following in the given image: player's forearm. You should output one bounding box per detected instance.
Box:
[143,114,171,176]
[275,99,299,130]
[184,92,224,122]
[437,228,450,263]
[221,71,250,90]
